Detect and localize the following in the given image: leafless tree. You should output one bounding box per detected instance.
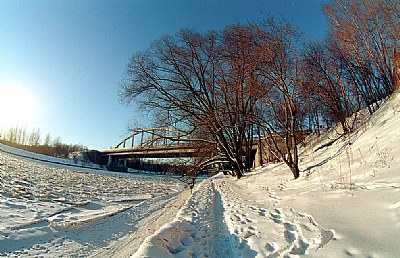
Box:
[44,133,51,146]
[323,0,400,112]
[250,18,304,179]
[28,128,41,146]
[121,28,260,178]
[302,41,359,135]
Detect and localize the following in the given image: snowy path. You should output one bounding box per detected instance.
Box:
[133,179,235,257]
[133,176,334,257]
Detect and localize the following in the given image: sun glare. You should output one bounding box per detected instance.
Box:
[0,84,39,129]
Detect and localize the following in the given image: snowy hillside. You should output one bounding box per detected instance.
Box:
[133,91,400,257]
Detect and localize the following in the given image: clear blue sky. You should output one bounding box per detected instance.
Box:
[0,0,328,150]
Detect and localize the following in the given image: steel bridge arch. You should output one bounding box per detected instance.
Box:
[114,127,193,149]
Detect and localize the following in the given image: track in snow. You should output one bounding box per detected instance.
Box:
[213,178,335,257]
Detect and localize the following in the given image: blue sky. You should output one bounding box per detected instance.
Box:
[0,0,328,150]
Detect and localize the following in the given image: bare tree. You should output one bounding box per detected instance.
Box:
[302,41,359,135]
[44,133,51,146]
[6,127,17,143]
[323,0,400,112]
[28,128,41,146]
[121,28,260,178]
[214,25,261,175]
[251,18,304,179]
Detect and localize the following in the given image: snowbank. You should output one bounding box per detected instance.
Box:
[0,143,104,171]
[133,92,400,257]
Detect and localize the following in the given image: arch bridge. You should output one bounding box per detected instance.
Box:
[93,127,275,170]
[98,128,197,166]
[114,127,193,149]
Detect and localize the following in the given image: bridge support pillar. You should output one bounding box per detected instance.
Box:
[124,158,128,167]
[108,155,112,165]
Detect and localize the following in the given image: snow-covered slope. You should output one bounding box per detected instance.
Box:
[0,143,104,171]
[133,91,400,257]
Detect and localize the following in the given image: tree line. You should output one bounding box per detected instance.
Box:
[0,126,87,158]
[120,0,399,179]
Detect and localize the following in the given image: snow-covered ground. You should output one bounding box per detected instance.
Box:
[0,147,189,257]
[1,91,400,257]
[0,143,104,171]
[133,92,400,258]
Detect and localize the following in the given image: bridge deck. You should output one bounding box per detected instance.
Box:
[99,144,196,158]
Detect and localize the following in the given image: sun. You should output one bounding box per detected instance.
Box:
[0,84,39,129]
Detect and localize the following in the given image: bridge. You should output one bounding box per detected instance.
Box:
[88,127,288,171]
[93,128,198,167]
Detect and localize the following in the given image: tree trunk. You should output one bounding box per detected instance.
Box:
[232,161,243,179]
[290,165,300,179]
[291,136,300,179]
[394,49,400,91]
[231,150,244,179]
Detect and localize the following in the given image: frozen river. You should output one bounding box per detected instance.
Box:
[0,151,188,257]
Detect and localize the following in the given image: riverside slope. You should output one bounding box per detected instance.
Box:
[133,92,400,257]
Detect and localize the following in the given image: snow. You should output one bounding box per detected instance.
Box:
[0,143,104,171]
[0,147,188,257]
[1,91,400,257]
[133,92,400,257]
